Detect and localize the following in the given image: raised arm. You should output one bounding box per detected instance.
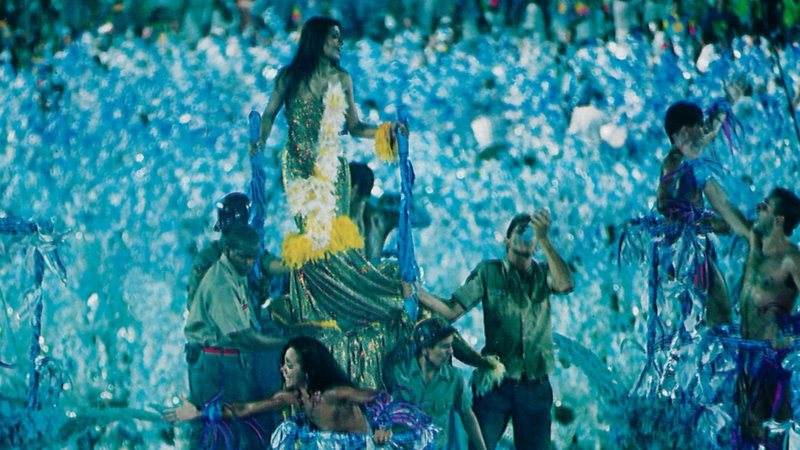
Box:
[532,209,574,293]
[704,180,750,237]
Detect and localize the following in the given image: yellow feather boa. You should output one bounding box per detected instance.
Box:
[375,122,398,162]
[282,216,365,268]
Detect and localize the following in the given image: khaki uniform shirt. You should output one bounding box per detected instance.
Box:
[452,258,554,380]
[187,239,277,314]
[385,357,471,450]
[184,253,255,348]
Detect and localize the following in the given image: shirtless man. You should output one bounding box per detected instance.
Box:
[737,187,800,446]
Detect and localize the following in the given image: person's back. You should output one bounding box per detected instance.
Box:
[657,148,705,221]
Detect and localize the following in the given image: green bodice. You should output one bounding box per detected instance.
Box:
[282,95,351,218]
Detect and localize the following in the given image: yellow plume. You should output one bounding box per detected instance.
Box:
[375,122,398,162]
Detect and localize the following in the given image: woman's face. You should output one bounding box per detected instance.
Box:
[281,347,305,390]
[674,123,704,159]
[322,26,342,63]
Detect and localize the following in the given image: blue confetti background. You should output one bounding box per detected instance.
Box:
[1,25,799,448]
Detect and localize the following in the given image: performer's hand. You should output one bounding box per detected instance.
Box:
[532,209,551,240]
[394,121,409,137]
[704,215,731,234]
[401,281,415,298]
[373,428,393,445]
[249,141,263,156]
[390,122,409,150]
[162,394,200,423]
[724,77,746,104]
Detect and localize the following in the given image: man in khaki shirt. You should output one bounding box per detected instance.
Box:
[385,318,487,450]
[417,209,574,449]
[184,223,284,449]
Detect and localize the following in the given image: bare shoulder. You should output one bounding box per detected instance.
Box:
[323,385,375,404]
[661,149,682,174]
[335,70,353,90]
[322,385,355,401]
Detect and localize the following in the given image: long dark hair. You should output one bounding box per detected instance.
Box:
[282,336,352,393]
[278,17,341,101]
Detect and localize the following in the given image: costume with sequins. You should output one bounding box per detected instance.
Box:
[270,392,439,449]
[618,155,738,448]
[270,88,410,389]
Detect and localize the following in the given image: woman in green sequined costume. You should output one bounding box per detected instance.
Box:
[251,17,411,388]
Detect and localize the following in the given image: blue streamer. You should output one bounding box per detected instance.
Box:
[246,111,269,331]
[200,393,235,450]
[248,111,268,236]
[396,107,420,321]
[1,219,69,409]
[27,276,43,411]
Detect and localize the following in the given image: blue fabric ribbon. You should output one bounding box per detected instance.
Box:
[246,111,269,330]
[396,109,420,322]
[247,110,268,238]
[1,218,68,407]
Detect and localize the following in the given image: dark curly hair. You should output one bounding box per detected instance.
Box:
[282,336,352,393]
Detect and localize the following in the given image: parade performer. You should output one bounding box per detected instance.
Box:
[164,336,438,449]
[250,16,412,388]
[618,99,749,447]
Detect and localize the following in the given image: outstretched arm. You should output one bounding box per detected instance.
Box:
[162,391,298,424]
[342,74,377,138]
[323,386,381,404]
[342,74,408,139]
[416,288,466,321]
[704,180,750,237]
[228,390,298,417]
[251,74,288,154]
[452,332,493,368]
[227,329,286,351]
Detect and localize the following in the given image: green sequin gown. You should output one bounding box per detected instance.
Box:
[271,94,411,388]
